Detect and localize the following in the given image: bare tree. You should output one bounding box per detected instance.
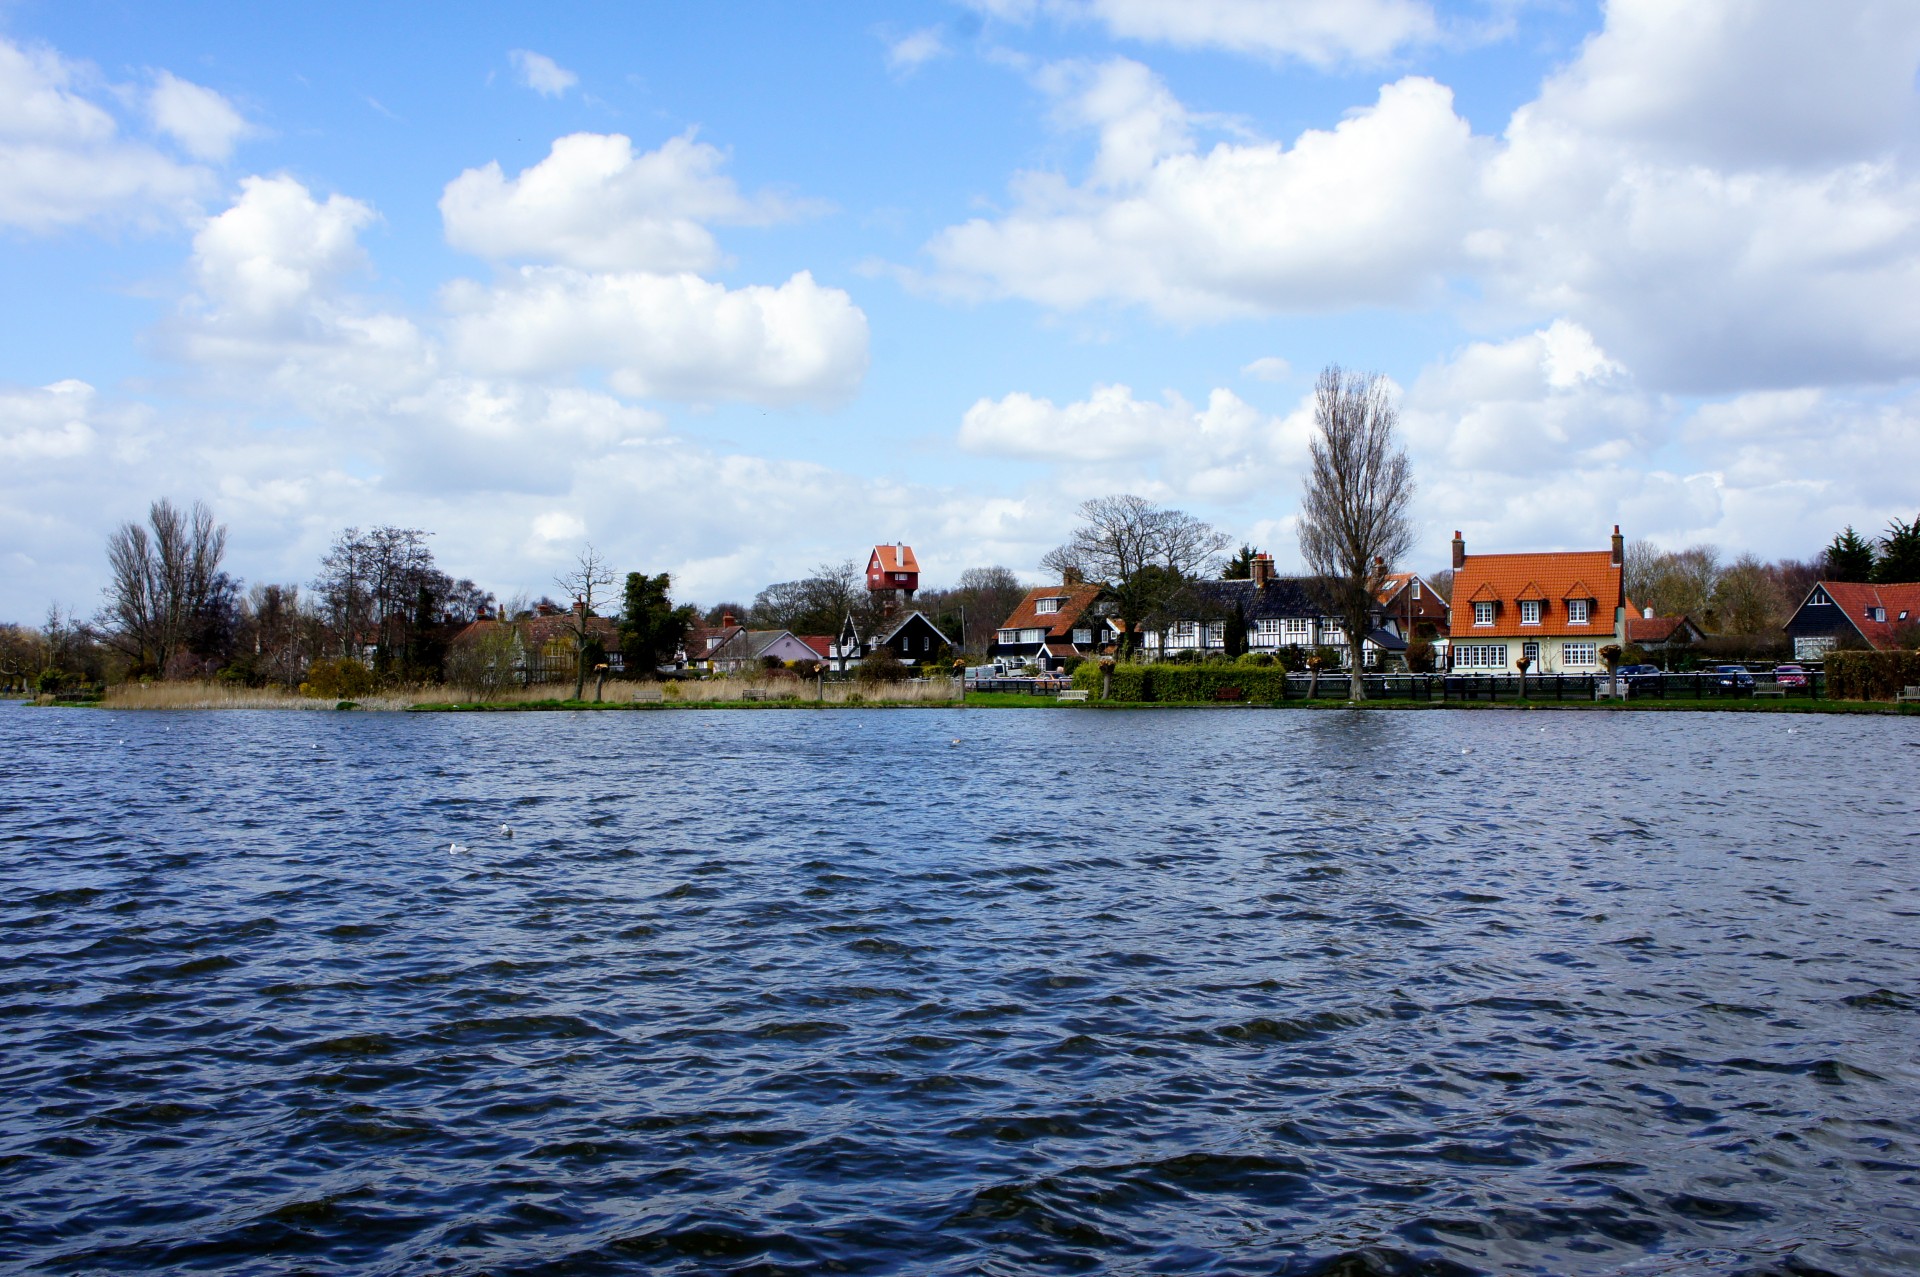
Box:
[1712,553,1785,637]
[101,498,232,676]
[1296,366,1415,700]
[556,544,616,700]
[1042,494,1228,655]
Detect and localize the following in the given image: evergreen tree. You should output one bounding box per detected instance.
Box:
[1221,544,1259,580]
[620,572,695,676]
[1874,514,1920,583]
[1823,526,1877,582]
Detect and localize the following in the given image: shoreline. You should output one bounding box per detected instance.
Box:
[24,694,1913,716]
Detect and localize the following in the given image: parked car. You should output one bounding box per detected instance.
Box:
[1713,664,1756,690]
[1772,663,1809,688]
[1617,663,1663,692]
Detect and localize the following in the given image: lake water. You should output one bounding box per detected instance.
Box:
[2,701,1918,1275]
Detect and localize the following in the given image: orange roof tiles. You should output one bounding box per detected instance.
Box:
[1818,580,1920,650]
[1451,548,1623,638]
[870,544,919,574]
[997,583,1107,639]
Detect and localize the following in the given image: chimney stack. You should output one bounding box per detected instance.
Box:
[1451,531,1465,571]
[1250,552,1273,589]
[1611,524,1624,568]
[573,597,586,617]
[1062,565,1084,586]
[721,611,735,629]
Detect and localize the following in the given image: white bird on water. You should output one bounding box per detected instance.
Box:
[448,842,469,855]
[500,824,513,837]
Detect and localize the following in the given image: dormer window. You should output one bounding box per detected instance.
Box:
[1568,599,1590,625]
[1870,606,1886,622]
[1473,601,1494,626]
[1520,600,1541,626]
[1036,597,1060,615]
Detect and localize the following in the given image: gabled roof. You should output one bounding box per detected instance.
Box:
[1514,581,1548,601]
[1179,576,1343,622]
[1627,614,1701,644]
[870,544,919,574]
[873,609,953,647]
[997,583,1108,638]
[798,635,832,658]
[1810,580,1920,650]
[1450,548,1623,638]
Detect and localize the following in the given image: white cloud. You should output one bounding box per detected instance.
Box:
[0,379,100,464]
[147,70,250,161]
[925,63,1479,319]
[190,175,376,322]
[0,36,210,230]
[509,49,577,98]
[886,27,949,76]
[1242,356,1290,382]
[961,0,1440,66]
[1526,0,1920,170]
[960,381,1314,503]
[444,266,869,405]
[441,131,783,271]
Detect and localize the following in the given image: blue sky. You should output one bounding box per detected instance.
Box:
[5,0,1919,619]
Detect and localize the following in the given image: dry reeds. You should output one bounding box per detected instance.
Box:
[102,682,420,712]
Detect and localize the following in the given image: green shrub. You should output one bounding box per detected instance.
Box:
[855,647,909,684]
[1827,650,1920,701]
[1071,661,1105,693]
[1108,662,1295,703]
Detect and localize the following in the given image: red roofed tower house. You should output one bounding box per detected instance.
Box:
[867,542,919,604]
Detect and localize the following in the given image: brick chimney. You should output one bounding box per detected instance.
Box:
[1451,531,1465,571]
[572,597,586,617]
[1249,552,1273,589]
[1062,566,1083,586]
[1611,524,1624,568]
[721,611,735,629]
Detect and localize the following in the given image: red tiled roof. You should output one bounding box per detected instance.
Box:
[997,583,1107,638]
[1627,614,1695,644]
[1451,548,1623,638]
[870,544,919,574]
[798,634,832,658]
[1817,580,1920,650]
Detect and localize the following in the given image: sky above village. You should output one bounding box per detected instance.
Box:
[4,0,1919,618]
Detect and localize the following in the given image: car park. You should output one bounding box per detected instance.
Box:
[1772,663,1809,688]
[1713,664,1755,690]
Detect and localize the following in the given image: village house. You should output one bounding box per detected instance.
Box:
[1782,580,1920,658]
[988,579,1120,670]
[449,600,622,681]
[1141,553,1405,667]
[1626,609,1706,662]
[705,627,824,673]
[1376,570,1451,650]
[835,610,953,671]
[866,542,919,602]
[1445,527,1629,673]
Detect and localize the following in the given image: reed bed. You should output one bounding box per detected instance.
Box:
[102,682,421,712]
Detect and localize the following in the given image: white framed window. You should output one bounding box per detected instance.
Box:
[1473,600,1494,626]
[1412,580,1422,600]
[1562,642,1598,667]
[1072,628,1092,645]
[1254,618,1282,643]
[1170,620,1197,642]
[1283,618,1311,642]
[1568,599,1590,625]
[1521,641,1539,665]
[1023,628,1045,644]
[893,572,908,582]
[1810,589,1829,606]
[1323,623,1346,645]
[1205,621,1225,646]
[1520,600,1541,626]
[997,629,1017,645]
[1036,597,1060,615]
[1454,643,1508,669]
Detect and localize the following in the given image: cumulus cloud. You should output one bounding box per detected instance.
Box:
[147,70,251,161]
[928,3,1920,394]
[509,49,577,98]
[1242,356,1290,382]
[443,266,870,405]
[886,27,949,76]
[960,381,1314,503]
[0,379,101,464]
[441,131,786,272]
[926,62,1479,319]
[962,0,1439,66]
[0,37,212,230]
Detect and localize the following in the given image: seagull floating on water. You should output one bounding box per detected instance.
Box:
[1461,747,1473,754]
[448,842,468,855]
[500,824,513,837]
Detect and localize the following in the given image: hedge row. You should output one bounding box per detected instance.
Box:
[1826,650,1920,701]
[1107,663,1309,703]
